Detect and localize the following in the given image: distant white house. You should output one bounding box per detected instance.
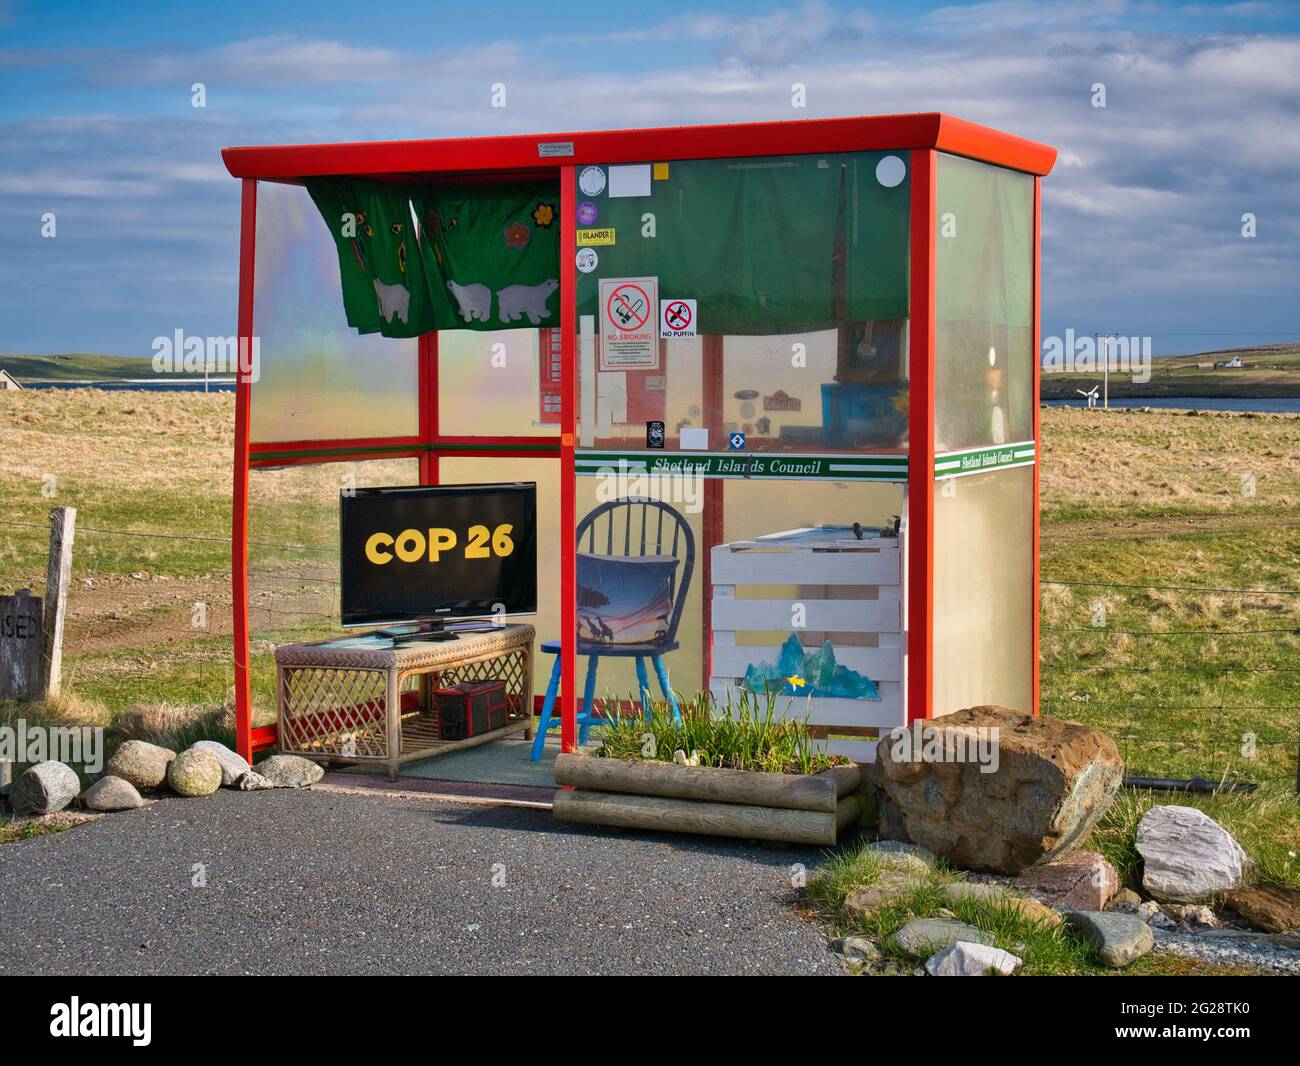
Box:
[1213,356,1246,369]
[0,369,23,390]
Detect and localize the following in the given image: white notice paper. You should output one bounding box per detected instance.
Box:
[608,164,653,198]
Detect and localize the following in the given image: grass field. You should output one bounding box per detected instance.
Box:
[1,388,1297,883]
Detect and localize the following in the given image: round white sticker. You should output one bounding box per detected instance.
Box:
[875,154,906,188]
[575,247,599,273]
[578,166,607,197]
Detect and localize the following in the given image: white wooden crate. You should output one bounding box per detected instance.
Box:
[708,527,905,744]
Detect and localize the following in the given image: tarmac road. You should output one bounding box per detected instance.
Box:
[0,788,842,976]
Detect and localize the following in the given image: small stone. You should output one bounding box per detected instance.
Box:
[925,940,1022,976]
[105,740,176,790]
[1171,904,1218,929]
[867,842,935,875]
[10,761,80,815]
[943,882,1063,927]
[869,841,937,865]
[253,754,324,788]
[843,870,924,917]
[889,918,992,956]
[190,741,251,786]
[236,770,275,791]
[1063,910,1154,967]
[1136,805,1246,903]
[1220,885,1300,934]
[1108,888,1143,913]
[82,775,144,811]
[166,748,222,797]
[1015,850,1118,911]
[832,936,882,964]
[1137,900,1177,929]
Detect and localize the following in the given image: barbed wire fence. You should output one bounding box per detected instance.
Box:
[1040,577,1300,789]
[0,517,339,719]
[2,515,1298,789]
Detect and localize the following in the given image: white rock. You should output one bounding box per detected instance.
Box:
[925,941,1022,976]
[1137,805,1246,903]
[191,740,251,786]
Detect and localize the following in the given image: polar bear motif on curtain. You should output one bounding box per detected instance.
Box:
[497,279,559,325]
[372,279,411,325]
[446,280,491,322]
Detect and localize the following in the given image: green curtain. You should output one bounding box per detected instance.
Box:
[575,152,909,335]
[307,154,909,340]
[410,182,561,331]
[305,178,435,337]
[306,177,561,337]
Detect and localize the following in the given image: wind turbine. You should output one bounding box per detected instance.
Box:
[1076,385,1100,409]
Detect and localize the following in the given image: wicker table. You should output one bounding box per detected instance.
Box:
[274,624,535,780]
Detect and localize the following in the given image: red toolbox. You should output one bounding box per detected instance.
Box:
[434,679,510,740]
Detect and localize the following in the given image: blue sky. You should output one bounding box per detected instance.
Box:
[3,0,1298,356]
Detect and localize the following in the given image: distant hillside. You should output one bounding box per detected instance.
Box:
[1041,343,1300,399]
[0,353,206,383]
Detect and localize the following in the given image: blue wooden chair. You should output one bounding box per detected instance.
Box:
[530,497,695,760]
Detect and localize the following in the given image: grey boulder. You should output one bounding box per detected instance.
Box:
[253,755,324,788]
[888,918,992,956]
[10,761,81,815]
[105,740,176,790]
[83,775,144,811]
[1064,910,1154,967]
[190,740,251,786]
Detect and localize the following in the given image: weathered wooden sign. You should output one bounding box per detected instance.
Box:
[1,588,44,701]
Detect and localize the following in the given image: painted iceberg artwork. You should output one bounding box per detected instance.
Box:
[742,632,881,700]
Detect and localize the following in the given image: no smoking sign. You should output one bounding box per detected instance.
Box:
[660,298,697,338]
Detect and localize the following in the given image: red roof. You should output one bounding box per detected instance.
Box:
[221,112,1056,183]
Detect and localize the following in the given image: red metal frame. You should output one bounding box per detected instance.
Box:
[1031,176,1043,716]
[226,114,1056,764]
[222,113,1055,182]
[232,178,256,762]
[906,149,937,725]
[559,164,578,752]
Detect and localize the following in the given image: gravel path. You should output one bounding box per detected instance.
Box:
[0,789,842,976]
[1152,928,1300,976]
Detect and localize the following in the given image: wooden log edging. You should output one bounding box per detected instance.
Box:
[553,753,861,813]
[554,789,862,846]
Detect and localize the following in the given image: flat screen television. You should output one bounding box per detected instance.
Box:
[339,483,536,635]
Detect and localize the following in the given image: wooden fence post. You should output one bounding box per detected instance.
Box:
[41,506,76,698]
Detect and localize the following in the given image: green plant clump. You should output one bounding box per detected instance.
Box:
[595,688,848,775]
